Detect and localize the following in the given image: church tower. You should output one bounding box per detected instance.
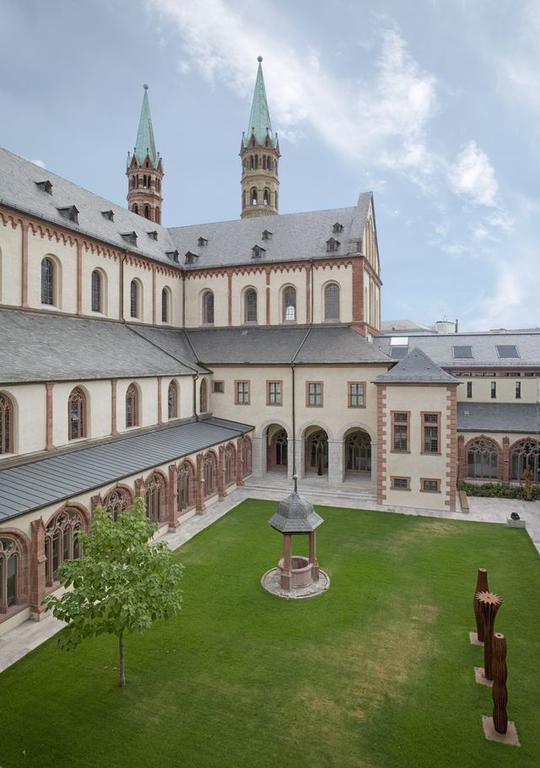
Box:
[240,57,280,219]
[127,85,164,224]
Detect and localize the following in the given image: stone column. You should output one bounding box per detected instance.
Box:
[281,534,292,590]
[502,437,510,483]
[90,494,102,513]
[457,435,465,484]
[168,463,178,530]
[196,454,205,513]
[217,446,226,498]
[134,478,146,502]
[328,439,344,485]
[236,442,244,487]
[29,519,46,619]
[252,435,265,478]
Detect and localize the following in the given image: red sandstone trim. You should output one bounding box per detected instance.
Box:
[45,383,54,450]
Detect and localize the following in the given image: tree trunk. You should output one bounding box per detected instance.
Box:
[118,632,126,688]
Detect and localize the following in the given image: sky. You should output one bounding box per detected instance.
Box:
[1,0,539,331]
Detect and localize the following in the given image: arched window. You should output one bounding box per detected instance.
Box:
[224,444,236,485]
[466,437,499,479]
[132,203,139,214]
[0,536,23,612]
[244,288,257,323]
[204,452,218,498]
[155,207,160,223]
[263,188,270,206]
[45,508,85,586]
[282,286,296,322]
[161,287,170,323]
[200,379,208,413]
[91,270,103,313]
[103,487,133,521]
[145,473,166,523]
[177,461,195,513]
[324,283,340,321]
[511,439,540,482]
[0,393,14,454]
[267,157,272,171]
[125,384,139,428]
[275,190,278,209]
[130,279,142,319]
[168,380,178,419]
[41,257,55,305]
[251,188,258,206]
[68,387,87,440]
[202,290,214,325]
[144,204,150,220]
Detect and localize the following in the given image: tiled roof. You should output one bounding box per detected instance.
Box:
[375,347,458,384]
[457,402,540,433]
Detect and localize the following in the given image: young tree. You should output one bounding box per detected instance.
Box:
[523,464,534,501]
[46,498,183,687]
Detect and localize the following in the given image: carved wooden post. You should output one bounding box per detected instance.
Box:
[492,633,508,734]
[474,568,489,641]
[477,591,502,680]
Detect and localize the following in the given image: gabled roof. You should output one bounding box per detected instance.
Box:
[133,85,158,168]
[375,347,458,384]
[244,57,276,148]
[457,402,540,433]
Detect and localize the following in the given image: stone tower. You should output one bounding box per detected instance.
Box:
[127,85,164,224]
[240,57,280,219]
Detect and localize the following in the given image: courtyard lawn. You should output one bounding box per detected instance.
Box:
[1,501,539,768]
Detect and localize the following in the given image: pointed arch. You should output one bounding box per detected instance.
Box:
[103,485,133,521]
[224,443,236,486]
[203,451,218,497]
[510,438,540,482]
[465,436,501,479]
[240,435,252,477]
[41,256,59,306]
[0,532,29,614]
[91,269,107,313]
[177,459,196,514]
[44,505,88,586]
[250,187,258,206]
[145,471,167,523]
[125,383,140,428]
[68,386,87,440]
[0,392,14,455]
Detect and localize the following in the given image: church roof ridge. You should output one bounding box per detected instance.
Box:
[375,346,458,384]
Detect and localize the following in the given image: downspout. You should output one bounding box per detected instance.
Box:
[291,363,296,475]
[120,252,127,321]
[193,373,199,422]
[182,272,186,328]
[310,258,314,323]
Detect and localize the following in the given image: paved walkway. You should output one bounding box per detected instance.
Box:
[1,483,538,673]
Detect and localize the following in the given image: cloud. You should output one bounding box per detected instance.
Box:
[449,141,498,206]
[30,158,46,169]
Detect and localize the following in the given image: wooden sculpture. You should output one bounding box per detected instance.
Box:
[473,568,489,642]
[492,633,508,734]
[476,591,502,680]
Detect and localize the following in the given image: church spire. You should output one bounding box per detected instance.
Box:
[240,57,280,219]
[126,85,164,224]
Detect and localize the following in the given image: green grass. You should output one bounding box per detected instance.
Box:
[1,500,539,768]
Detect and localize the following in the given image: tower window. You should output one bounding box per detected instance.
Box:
[251,188,258,206]
[132,203,139,214]
[267,157,272,171]
[144,204,151,220]
[263,188,270,206]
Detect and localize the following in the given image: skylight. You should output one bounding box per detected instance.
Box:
[453,345,473,359]
[390,336,409,346]
[496,344,519,359]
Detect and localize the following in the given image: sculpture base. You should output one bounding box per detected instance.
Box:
[474,667,493,687]
[506,517,526,528]
[469,631,484,646]
[482,716,520,746]
[261,568,330,599]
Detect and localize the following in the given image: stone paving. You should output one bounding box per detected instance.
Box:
[1,481,538,673]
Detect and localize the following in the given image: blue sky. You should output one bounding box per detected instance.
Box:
[2,0,539,330]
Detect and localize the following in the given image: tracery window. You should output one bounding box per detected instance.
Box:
[324,283,340,321]
[282,286,296,322]
[168,380,178,419]
[244,288,257,323]
[199,379,208,413]
[204,453,218,498]
[41,257,55,305]
[466,437,499,479]
[241,436,252,477]
[202,290,214,325]
[68,387,87,440]
[0,536,22,613]
[45,508,84,586]
[177,461,195,513]
[103,487,133,521]
[91,270,103,313]
[511,439,540,482]
[125,384,139,428]
[224,444,236,485]
[0,393,14,454]
[345,431,371,472]
[145,473,166,523]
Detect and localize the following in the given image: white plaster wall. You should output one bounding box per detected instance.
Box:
[116,377,158,431]
[268,269,307,325]
[0,219,22,306]
[0,384,46,457]
[184,274,228,327]
[458,376,540,403]
[312,264,352,324]
[122,263,153,324]
[27,234,78,313]
[81,250,119,319]
[231,272,267,326]
[52,380,112,447]
[155,272,183,327]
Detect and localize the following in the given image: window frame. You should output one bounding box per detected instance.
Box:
[243,287,258,324]
[41,257,56,306]
[391,411,410,453]
[202,290,215,325]
[125,383,139,428]
[212,381,225,394]
[390,476,411,491]
[466,381,473,399]
[235,380,251,406]
[347,381,366,408]
[0,392,14,455]
[266,380,283,406]
[167,379,178,420]
[323,282,340,322]
[421,412,441,455]
[306,381,324,408]
[91,269,103,313]
[68,387,87,441]
[420,478,441,493]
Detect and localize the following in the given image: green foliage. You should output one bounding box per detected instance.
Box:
[46,498,183,684]
[459,481,540,500]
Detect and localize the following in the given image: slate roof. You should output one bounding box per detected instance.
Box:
[0,417,253,522]
[268,489,324,534]
[127,325,207,373]
[375,347,458,384]
[375,333,540,369]
[0,148,178,265]
[457,403,540,433]
[0,309,195,383]
[168,194,372,269]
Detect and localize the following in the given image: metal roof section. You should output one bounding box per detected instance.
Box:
[0,417,253,522]
[457,403,540,433]
[244,57,277,148]
[132,85,158,168]
[375,347,459,384]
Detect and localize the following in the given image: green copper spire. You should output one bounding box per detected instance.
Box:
[134,84,158,168]
[245,57,276,147]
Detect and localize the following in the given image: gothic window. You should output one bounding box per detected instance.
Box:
[202,290,214,325]
[263,188,270,206]
[224,444,236,485]
[68,387,86,440]
[306,430,328,474]
[41,257,55,305]
[177,461,195,513]
[200,378,208,412]
[282,286,296,322]
[0,536,23,612]
[145,473,166,523]
[0,393,14,454]
[161,287,170,323]
[345,431,371,472]
[125,384,139,428]
[241,436,252,476]
[511,439,540,482]
[324,283,340,321]
[251,188,258,206]
[466,437,499,479]
[244,288,257,323]
[250,155,254,170]
[204,452,218,498]
[91,270,103,313]
[103,487,133,521]
[45,508,85,586]
[130,279,142,319]
[168,379,178,419]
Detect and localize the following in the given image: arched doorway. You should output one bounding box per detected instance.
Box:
[305,427,328,475]
[345,429,371,476]
[267,425,288,471]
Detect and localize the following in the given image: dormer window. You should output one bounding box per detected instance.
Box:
[252,244,266,259]
[326,237,340,253]
[35,180,53,194]
[121,231,138,246]
[166,250,179,263]
[101,210,114,221]
[147,230,158,241]
[198,237,208,247]
[262,230,272,241]
[332,222,344,233]
[184,251,198,264]
[57,206,79,224]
